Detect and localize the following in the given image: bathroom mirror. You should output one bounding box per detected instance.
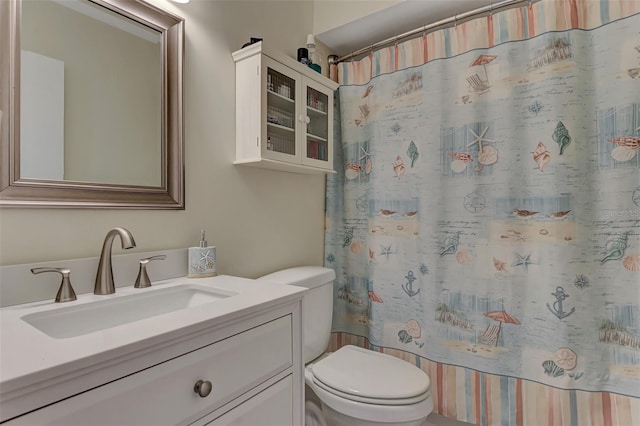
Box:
[0,0,184,208]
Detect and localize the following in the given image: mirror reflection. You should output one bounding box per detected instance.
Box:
[20,0,162,186]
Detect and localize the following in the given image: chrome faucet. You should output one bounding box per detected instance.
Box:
[94,227,136,295]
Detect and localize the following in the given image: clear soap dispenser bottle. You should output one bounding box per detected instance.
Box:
[188,230,217,278]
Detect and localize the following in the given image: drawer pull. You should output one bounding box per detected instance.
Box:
[193,380,212,398]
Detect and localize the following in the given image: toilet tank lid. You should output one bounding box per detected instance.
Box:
[258,266,335,289]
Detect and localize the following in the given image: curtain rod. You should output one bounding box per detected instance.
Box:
[336,0,540,63]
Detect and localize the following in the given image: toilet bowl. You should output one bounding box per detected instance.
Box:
[305,345,433,426]
[258,267,433,425]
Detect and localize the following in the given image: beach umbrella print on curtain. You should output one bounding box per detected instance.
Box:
[469,54,497,84]
[483,310,520,346]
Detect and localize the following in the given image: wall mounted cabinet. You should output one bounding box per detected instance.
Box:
[233,42,338,174]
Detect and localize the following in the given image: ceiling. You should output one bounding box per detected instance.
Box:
[316,0,495,57]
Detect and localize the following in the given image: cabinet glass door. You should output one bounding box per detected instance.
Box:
[303,80,332,170]
[265,66,297,159]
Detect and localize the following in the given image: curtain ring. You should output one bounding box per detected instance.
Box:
[454,14,458,28]
[489,3,494,16]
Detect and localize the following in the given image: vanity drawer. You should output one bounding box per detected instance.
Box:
[205,375,293,425]
[6,315,292,426]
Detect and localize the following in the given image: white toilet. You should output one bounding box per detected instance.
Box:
[259,266,433,426]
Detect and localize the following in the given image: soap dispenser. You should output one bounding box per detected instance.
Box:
[188,230,217,278]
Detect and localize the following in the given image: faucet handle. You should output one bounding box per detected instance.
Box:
[134,255,167,288]
[31,267,78,303]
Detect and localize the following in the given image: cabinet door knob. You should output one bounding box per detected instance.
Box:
[298,115,311,124]
[193,380,212,398]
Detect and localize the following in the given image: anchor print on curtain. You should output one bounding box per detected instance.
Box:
[325,0,640,424]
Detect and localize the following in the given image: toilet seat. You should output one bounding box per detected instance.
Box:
[305,366,433,424]
[310,345,431,404]
[308,377,433,424]
[311,376,430,405]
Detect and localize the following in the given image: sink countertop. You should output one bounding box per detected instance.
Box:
[0,275,305,401]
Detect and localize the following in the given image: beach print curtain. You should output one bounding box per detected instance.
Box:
[324,1,640,424]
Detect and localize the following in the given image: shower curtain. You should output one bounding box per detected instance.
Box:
[324,1,640,424]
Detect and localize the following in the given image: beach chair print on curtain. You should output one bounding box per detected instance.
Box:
[479,323,500,346]
[466,73,490,94]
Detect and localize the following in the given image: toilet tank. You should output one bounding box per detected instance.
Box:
[258,266,335,363]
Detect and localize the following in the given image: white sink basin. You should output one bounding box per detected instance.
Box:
[21,285,237,339]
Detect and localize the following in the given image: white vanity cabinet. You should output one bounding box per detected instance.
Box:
[0,278,304,426]
[233,41,339,174]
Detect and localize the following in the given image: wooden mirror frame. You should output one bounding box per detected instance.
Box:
[0,0,184,209]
